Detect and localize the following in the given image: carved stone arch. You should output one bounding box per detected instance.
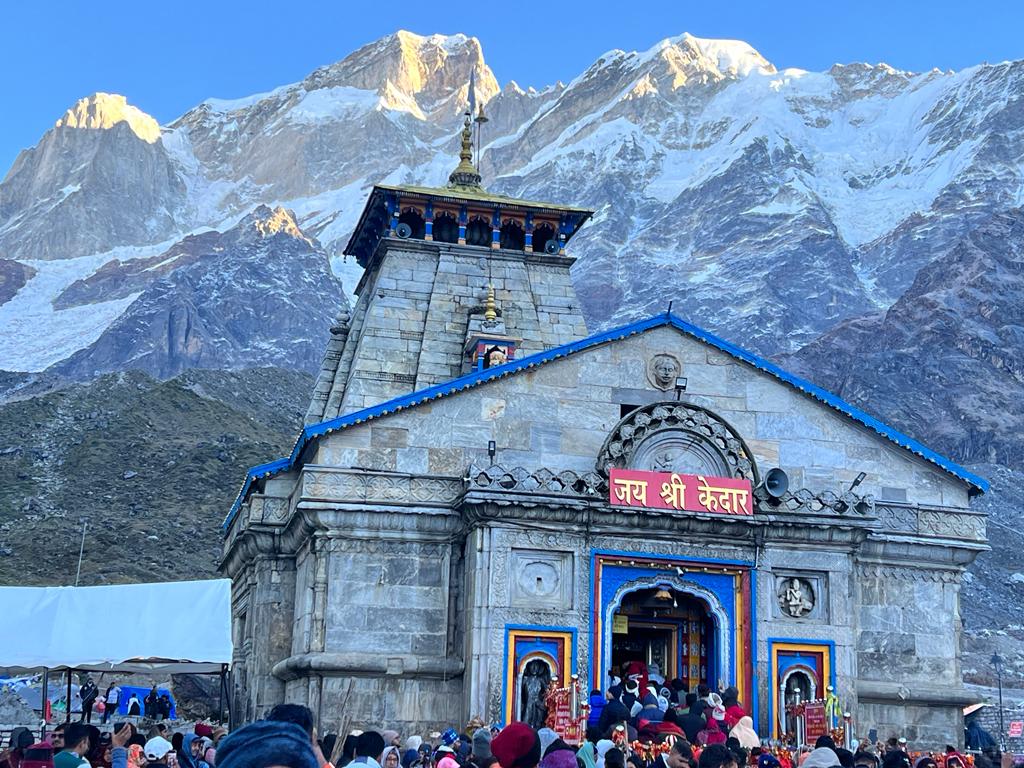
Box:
[602,574,731,687]
[596,401,758,483]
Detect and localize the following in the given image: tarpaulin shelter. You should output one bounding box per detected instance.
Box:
[0,579,232,723]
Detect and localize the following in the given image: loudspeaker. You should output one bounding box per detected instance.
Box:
[543,239,560,254]
[395,222,413,239]
[764,467,789,499]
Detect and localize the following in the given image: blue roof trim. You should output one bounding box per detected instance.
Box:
[224,457,291,530]
[223,312,987,532]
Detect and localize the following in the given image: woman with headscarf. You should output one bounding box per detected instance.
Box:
[697,716,727,746]
[729,716,759,750]
[382,747,401,768]
[577,742,598,768]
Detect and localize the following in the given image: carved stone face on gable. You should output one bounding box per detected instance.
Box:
[647,353,681,391]
[597,402,758,482]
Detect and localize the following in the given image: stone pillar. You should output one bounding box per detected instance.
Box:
[248,556,296,718]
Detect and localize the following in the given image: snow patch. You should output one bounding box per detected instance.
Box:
[0,242,175,371]
[286,86,383,124]
[203,84,294,113]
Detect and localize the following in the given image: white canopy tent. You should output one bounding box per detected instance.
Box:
[0,579,233,674]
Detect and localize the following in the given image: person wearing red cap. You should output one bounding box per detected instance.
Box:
[491,725,541,768]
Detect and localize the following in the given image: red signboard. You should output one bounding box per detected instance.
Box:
[545,685,584,745]
[1009,721,1023,738]
[804,701,827,745]
[609,468,753,515]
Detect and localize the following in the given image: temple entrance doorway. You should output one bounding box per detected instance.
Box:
[611,586,717,691]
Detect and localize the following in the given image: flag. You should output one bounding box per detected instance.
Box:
[468,68,476,115]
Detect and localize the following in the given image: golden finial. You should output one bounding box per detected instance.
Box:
[484,283,497,321]
[448,112,483,190]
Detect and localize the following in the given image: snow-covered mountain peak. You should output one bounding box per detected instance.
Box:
[54,93,161,143]
[302,29,499,114]
[667,33,776,78]
[246,205,314,246]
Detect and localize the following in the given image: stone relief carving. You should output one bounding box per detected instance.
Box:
[303,469,461,505]
[263,498,289,523]
[468,464,605,497]
[777,577,816,618]
[870,503,985,541]
[597,402,757,482]
[856,564,961,583]
[754,486,874,517]
[647,353,681,391]
[510,550,574,609]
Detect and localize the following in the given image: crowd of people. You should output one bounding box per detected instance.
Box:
[0,676,1011,768]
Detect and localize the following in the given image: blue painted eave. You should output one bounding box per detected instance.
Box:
[222,312,987,532]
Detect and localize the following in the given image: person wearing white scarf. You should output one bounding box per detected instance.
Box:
[729,716,760,749]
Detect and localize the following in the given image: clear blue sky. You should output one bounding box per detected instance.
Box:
[2,0,1022,173]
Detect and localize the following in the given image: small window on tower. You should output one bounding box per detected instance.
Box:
[500,220,525,251]
[466,217,491,247]
[533,223,556,253]
[397,209,425,239]
[433,212,458,243]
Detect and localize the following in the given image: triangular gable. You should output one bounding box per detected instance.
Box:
[224,312,988,530]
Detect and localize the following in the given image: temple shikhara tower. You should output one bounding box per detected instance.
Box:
[221,105,988,747]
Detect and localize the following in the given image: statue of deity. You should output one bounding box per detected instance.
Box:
[519,659,552,729]
[486,346,508,368]
[780,578,815,617]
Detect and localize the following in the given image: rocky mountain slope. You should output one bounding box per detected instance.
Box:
[2,29,1024,685]
[0,367,312,585]
[50,205,345,380]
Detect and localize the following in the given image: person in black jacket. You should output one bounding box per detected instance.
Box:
[144,687,159,719]
[678,693,707,744]
[597,698,631,737]
[79,679,99,724]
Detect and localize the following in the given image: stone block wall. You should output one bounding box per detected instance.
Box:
[315,324,972,510]
[322,539,453,659]
[858,701,962,749]
[857,566,962,688]
[317,239,589,417]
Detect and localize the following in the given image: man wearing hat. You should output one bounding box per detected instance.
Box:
[491,724,541,768]
[471,728,495,768]
[436,730,461,768]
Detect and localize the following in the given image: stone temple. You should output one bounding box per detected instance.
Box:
[221,114,989,746]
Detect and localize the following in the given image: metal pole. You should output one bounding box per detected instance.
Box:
[74,521,87,586]
[40,669,49,739]
[66,670,72,724]
[997,658,1005,750]
[217,666,225,724]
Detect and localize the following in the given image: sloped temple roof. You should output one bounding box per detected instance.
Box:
[224,312,988,530]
